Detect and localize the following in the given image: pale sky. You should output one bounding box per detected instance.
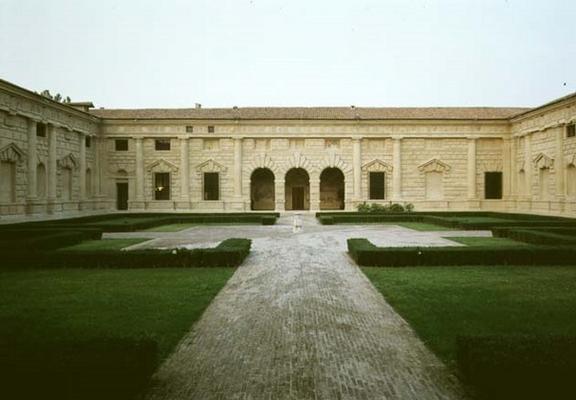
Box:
[1,0,575,109]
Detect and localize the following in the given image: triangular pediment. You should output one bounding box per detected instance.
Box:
[362,159,392,172]
[533,153,554,169]
[195,159,227,172]
[147,158,179,172]
[0,142,25,163]
[418,158,451,173]
[58,153,78,170]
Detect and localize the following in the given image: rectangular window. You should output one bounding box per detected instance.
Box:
[204,172,219,200]
[85,136,91,148]
[369,172,385,199]
[115,139,128,151]
[485,172,503,199]
[155,139,171,151]
[567,123,576,138]
[36,123,46,137]
[208,126,215,133]
[154,172,170,200]
[186,126,194,133]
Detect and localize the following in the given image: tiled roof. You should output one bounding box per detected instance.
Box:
[90,106,530,121]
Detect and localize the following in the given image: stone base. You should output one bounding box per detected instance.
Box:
[226,200,245,211]
[128,201,146,210]
[175,200,192,210]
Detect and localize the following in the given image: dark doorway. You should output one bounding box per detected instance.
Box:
[251,168,275,210]
[485,172,503,199]
[320,168,345,209]
[292,187,305,210]
[285,168,310,210]
[116,182,128,210]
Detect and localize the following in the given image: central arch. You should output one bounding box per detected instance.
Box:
[320,167,345,210]
[251,168,275,210]
[285,168,309,210]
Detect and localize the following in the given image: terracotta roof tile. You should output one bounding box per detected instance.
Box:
[90,106,530,121]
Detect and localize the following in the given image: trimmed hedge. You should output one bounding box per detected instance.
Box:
[457,335,576,400]
[0,337,157,400]
[2,213,279,232]
[347,238,576,266]
[10,238,252,269]
[494,228,576,245]
[0,229,103,253]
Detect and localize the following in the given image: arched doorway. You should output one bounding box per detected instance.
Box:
[320,167,345,210]
[285,168,309,210]
[251,168,275,210]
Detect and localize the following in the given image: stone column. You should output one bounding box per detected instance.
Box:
[180,137,190,202]
[275,179,285,211]
[502,138,512,200]
[510,137,517,199]
[47,124,58,212]
[309,174,320,211]
[467,137,477,199]
[556,127,565,200]
[26,119,37,202]
[134,137,145,205]
[352,138,362,201]
[524,134,532,200]
[79,132,86,203]
[233,137,242,197]
[93,136,102,198]
[392,137,402,201]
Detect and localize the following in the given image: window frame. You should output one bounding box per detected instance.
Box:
[369,171,386,200]
[155,138,171,151]
[115,139,129,151]
[484,171,503,200]
[36,123,47,138]
[567,123,576,138]
[203,172,220,201]
[154,172,171,200]
[207,126,215,133]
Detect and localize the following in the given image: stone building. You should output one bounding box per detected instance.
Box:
[1,78,576,218]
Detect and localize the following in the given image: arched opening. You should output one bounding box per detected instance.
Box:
[116,169,128,210]
[567,164,576,197]
[37,163,46,200]
[86,168,92,198]
[320,167,345,210]
[285,168,309,210]
[250,168,275,210]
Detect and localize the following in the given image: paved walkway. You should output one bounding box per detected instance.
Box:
[138,216,471,399]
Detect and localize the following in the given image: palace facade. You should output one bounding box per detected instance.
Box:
[1,78,576,218]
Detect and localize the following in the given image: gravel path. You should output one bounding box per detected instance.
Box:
[141,216,469,399]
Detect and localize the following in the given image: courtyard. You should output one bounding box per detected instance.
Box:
[2,213,576,399]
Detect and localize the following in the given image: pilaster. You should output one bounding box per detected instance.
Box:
[352,138,362,201]
[26,118,37,201]
[392,137,402,201]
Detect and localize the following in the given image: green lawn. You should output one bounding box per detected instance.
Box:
[447,236,531,247]
[59,238,151,251]
[57,238,150,251]
[0,268,234,361]
[362,266,576,367]
[143,223,197,232]
[397,222,451,231]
